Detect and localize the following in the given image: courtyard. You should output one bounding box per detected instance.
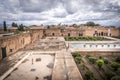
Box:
[4,53,55,80]
[0,36,120,80]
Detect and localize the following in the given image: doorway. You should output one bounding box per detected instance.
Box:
[1,47,7,58]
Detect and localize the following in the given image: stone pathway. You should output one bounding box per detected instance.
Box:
[0,51,27,76]
[52,50,83,80]
[103,36,120,41]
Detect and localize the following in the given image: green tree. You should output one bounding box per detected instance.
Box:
[96,59,104,69]
[85,21,95,26]
[84,21,100,26]
[3,21,7,31]
[95,24,100,26]
[18,24,24,31]
[72,24,78,27]
[12,22,18,27]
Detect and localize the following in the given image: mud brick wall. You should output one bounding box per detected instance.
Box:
[0,33,31,60]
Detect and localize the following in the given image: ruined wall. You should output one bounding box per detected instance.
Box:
[0,29,44,60]
[30,29,43,43]
[62,30,78,37]
[110,28,120,36]
[0,33,31,60]
[43,27,120,37]
[84,27,95,36]
[44,29,61,37]
[84,27,120,37]
[0,26,120,60]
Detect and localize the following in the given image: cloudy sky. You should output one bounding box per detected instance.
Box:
[0,0,120,26]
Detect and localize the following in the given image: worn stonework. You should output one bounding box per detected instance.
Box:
[0,33,31,60]
[30,26,120,37]
[0,26,120,60]
[0,29,44,60]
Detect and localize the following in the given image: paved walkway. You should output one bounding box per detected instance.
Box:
[67,41,120,43]
[103,36,120,41]
[52,50,83,80]
[71,48,120,52]
[0,51,27,76]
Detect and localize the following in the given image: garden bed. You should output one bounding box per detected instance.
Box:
[65,37,111,41]
[72,52,120,80]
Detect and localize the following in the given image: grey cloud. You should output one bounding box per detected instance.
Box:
[0,0,120,26]
[19,0,59,12]
[0,0,20,13]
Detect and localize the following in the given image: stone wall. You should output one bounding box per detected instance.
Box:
[0,33,31,60]
[75,27,120,37]
[30,29,43,43]
[42,27,120,37]
[44,29,61,37]
[110,28,120,36]
[0,29,44,60]
[0,26,120,60]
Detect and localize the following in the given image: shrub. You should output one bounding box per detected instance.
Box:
[99,56,103,59]
[14,30,20,34]
[96,59,104,69]
[104,59,109,64]
[115,56,120,63]
[88,57,97,64]
[110,62,120,71]
[104,71,115,80]
[75,57,81,64]
[80,63,86,70]
[85,71,93,80]
[72,52,82,58]
[86,54,91,59]
[72,52,82,64]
